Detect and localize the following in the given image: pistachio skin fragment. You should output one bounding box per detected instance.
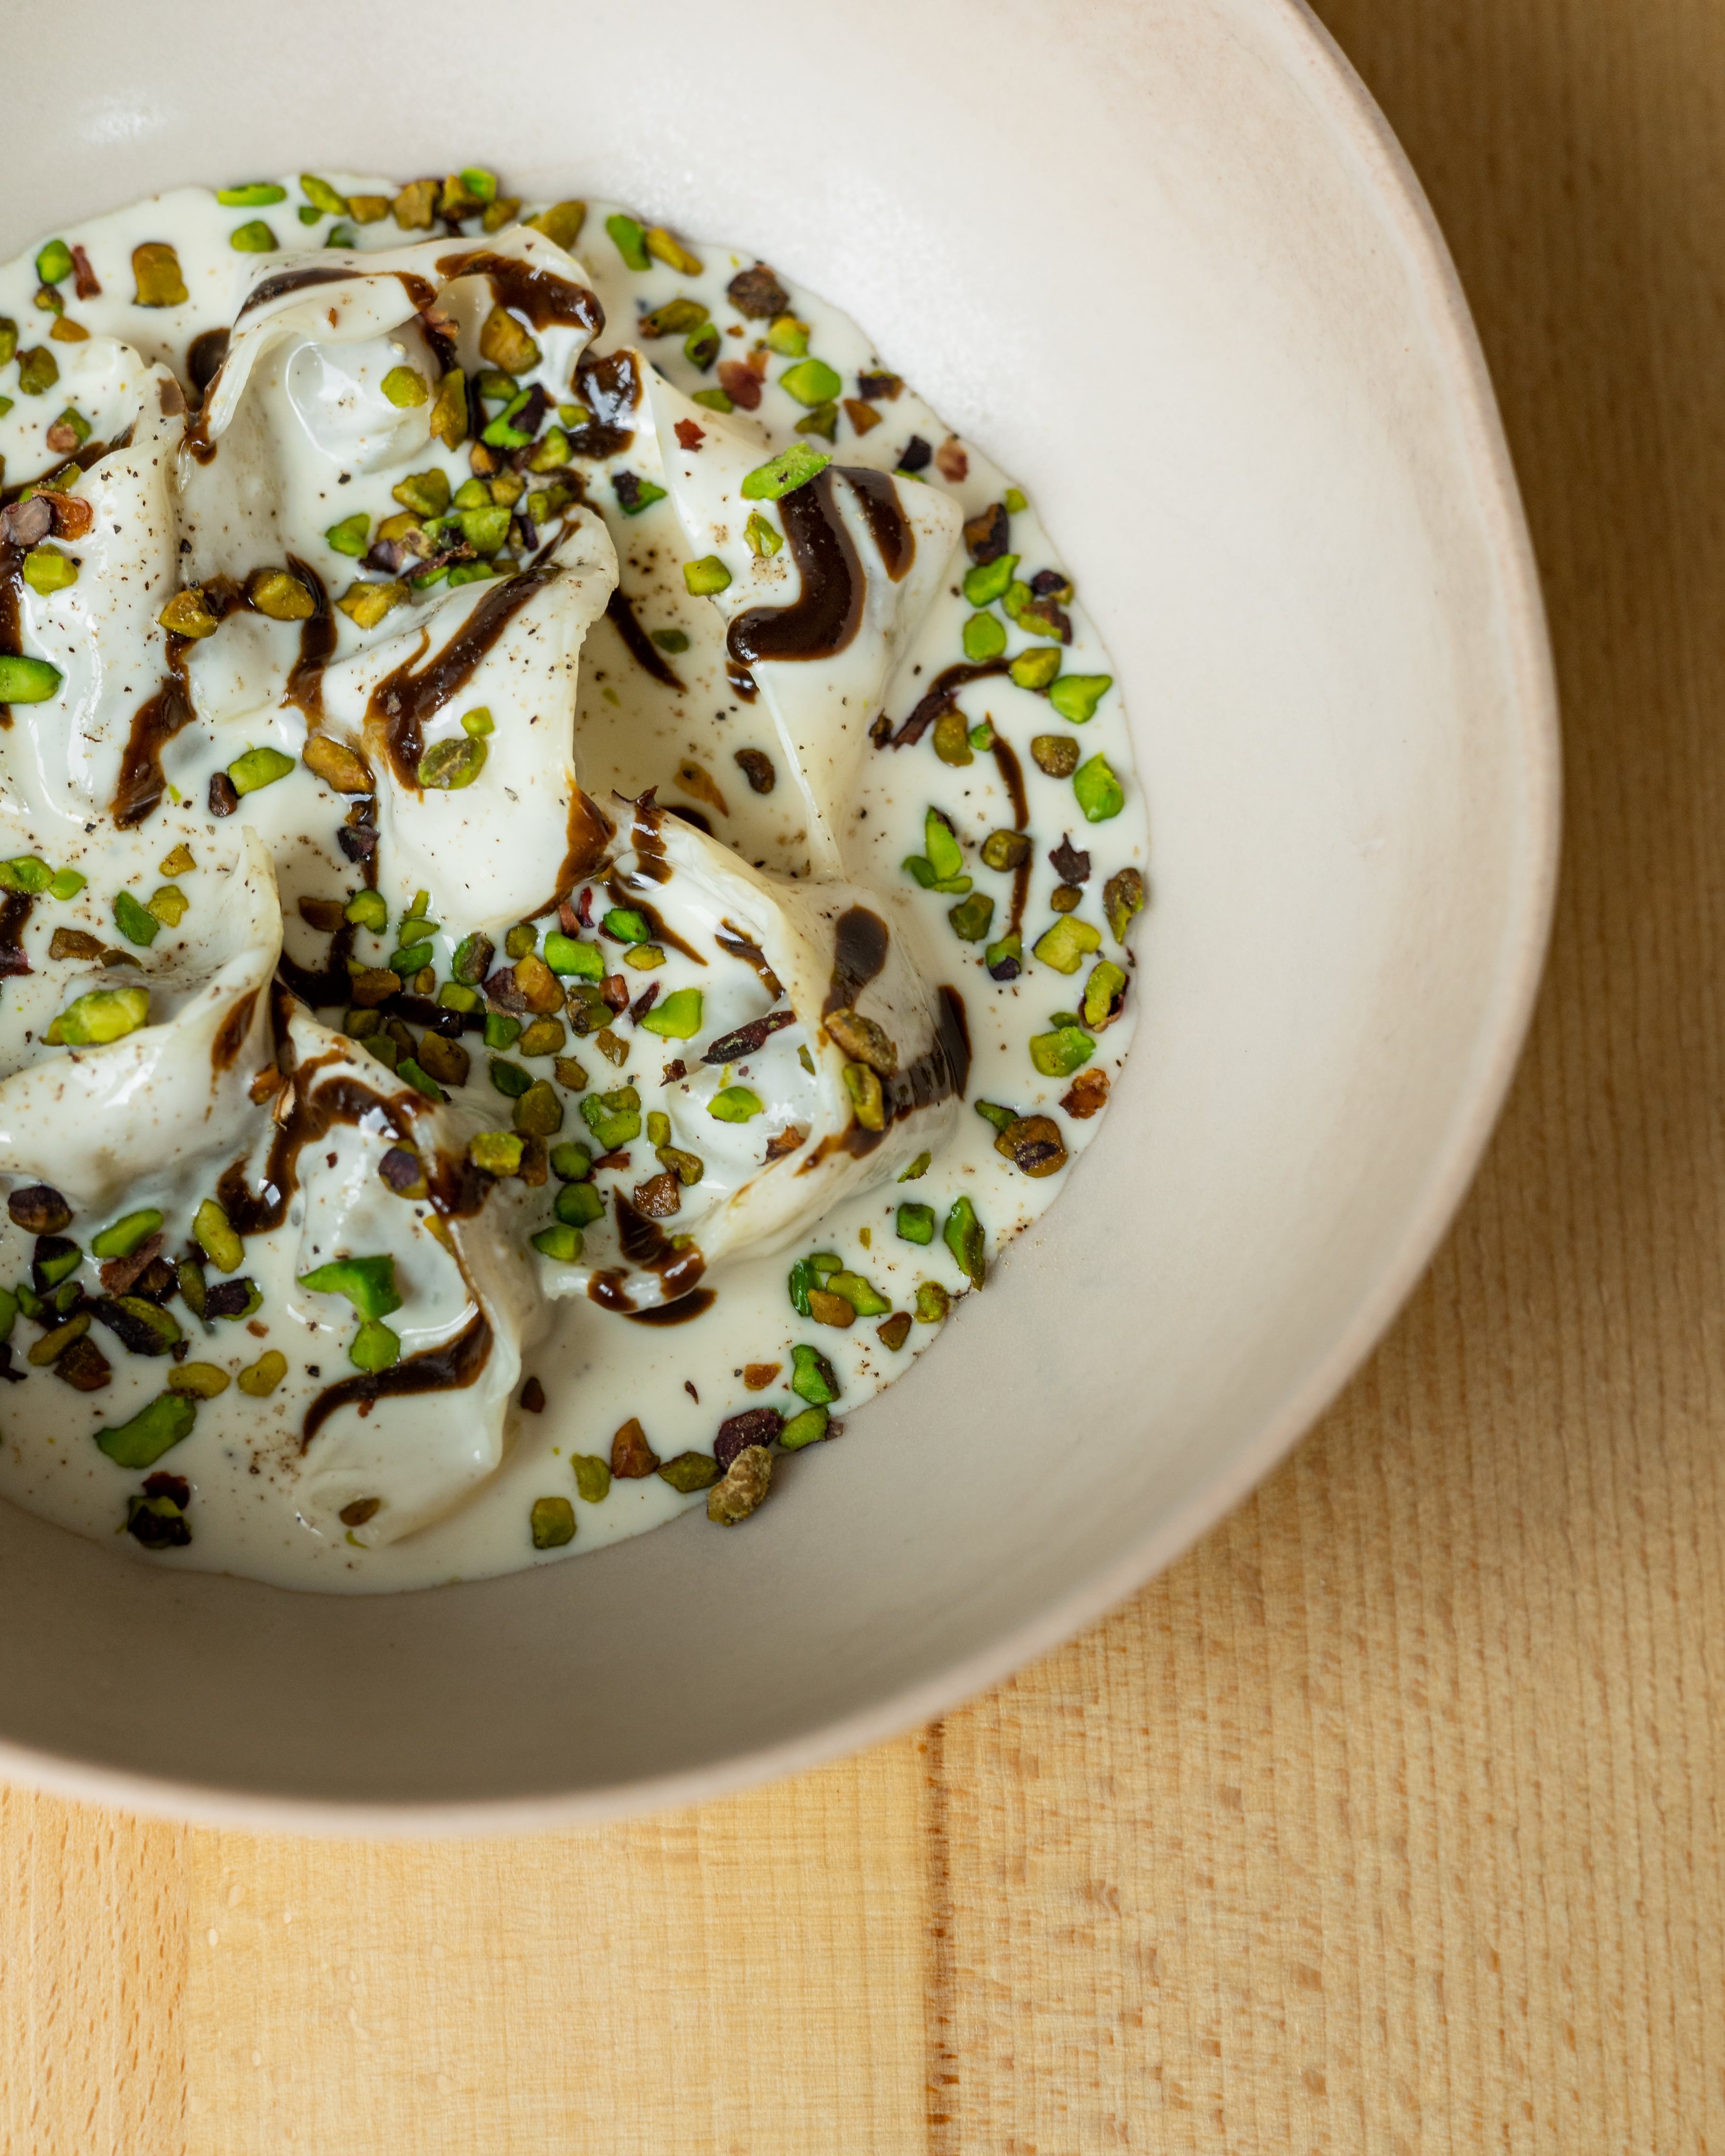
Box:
[1073,754,1126,823]
[1033,916,1103,975]
[45,985,149,1047]
[237,1350,288,1397]
[996,1114,1068,1179]
[167,1361,230,1399]
[915,1280,951,1324]
[96,1391,196,1470]
[943,1196,986,1289]
[897,1202,935,1245]
[790,1343,841,1405]
[1104,867,1146,944]
[131,243,188,307]
[530,1496,576,1550]
[658,1451,722,1494]
[571,1452,611,1504]
[0,655,62,703]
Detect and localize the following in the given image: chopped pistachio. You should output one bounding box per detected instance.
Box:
[571,1451,611,1503]
[131,242,188,307]
[439,982,481,1015]
[779,357,842,408]
[456,502,511,555]
[1104,867,1146,943]
[943,1195,986,1288]
[640,296,709,339]
[469,1129,523,1177]
[915,1280,951,1324]
[146,885,188,929]
[218,183,287,207]
[639,988,703,1039]
[48,867,86,901]
[299,1253,400,1321]
[825,1009,897,1075]
[513,1081,564,1138]
[606,213,651,269]
[91,1208,163,1261]
[795,402,839,442]
[898,1151,932,1182]
[986,932,1024,981]
[348,193,390,224]
[299,174,348,215]
[228,746,296,796]
[421,367,466,451]
[707,1445,772,1525]
[158,588,218,638]
[897,1202,935,1245]
[418,735,488,790]
[111,889,158,947]
[249,568,315,621]
[826,1269,890,1316]
[657,1450,721,1495]
[1029,1022,1095,1078]
[0,856,51,895]
[531,1224,582,1262]
[740,443,830,501]
[980,829,1031,873]
[544,931,603,979]
[527,200,588,249]
[16,346,58,395]
[842,1062,885,1131]
[778,1404,830,1451]
[765,314,810,356]
[488,1054,531,1099]
[601,909,647,945]
[1048,672,1113,723]
[996,1114,1068,1178]
[963,610,1007,663]
[531,1495,576,1548]
[611,473,666,518]
[709,1085,763,1124]
[342,888,387,933]
[336,579,407,630]
[45,984,148,1046]
[1028,736,1081,784]
[1033,916,1102,974]
[392,178,438,229]
[657,1145,704,1187]
[518,1016,566,1058]
[790,1342,840,1406]
[379,364,428,409]
[0,318,14,365]
[963,554,1019,608]
[1049,884,1082,915]
[550,1142,593,1182]
[349,1319,401,1372]
[930,709,972,769]
[1073,754,1125,823]
[684,323,720,371]
[554,1181,605,1229]
[324,511,370,557]
[35,239,73,286]
[229,219,277,253]
[11,539,72,599]
[96,1391,196,1469]
[302,734,373,795]
[1011,647,1062,692]
[877,1313,913,1353]
[237,1349,288,1397]
[622,943,664,970]
[0,655,62,703]
[742,510,784,559]
[167,1361,230,1399]
[581,1085,642,1149]
[192,1198,243,1274]
[393,467,452,519]
[478,304,540,376]
[683,554,732,597]
[1082,959,1128,1030]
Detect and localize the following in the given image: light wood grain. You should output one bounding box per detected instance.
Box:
[4,0,1724,2145]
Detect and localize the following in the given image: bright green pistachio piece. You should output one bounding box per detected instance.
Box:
[842,1062,884,1131]
[581,1085,642,1150]
[612,473,667,517]
[898,1151,931,1182]
[1033,916,1103,976]
[974,1100,1017,1135]
[1011,647,1062,691]
[531,1495,575,1548]
[0,855,51,894]
[571,1452,611,1503]
[230,220,276,252]
[897,1202,935,1245]
[790,1342,840,1406]
[299,1254,401,1321]
[606,213,650,270]
[147,885,187,928]
[45,985,148,1046]
[650,629,689,653]
[228,746,295,796]
[485,1013,522,1053]
[325,512,369,556]
[527,199,588,249]
[639,988,703,1039]
[779,357,842,407]
[1082,960,1128,1030]
[550,1142,593,1182]
[1104,868,1146,945]
[397,1059,446,1106]
[708,1086,763,1124]
[826,1269,890,1315]
[438,984,480,1018]
[193,1198,244,1274]
[963,554,1019,607]
[96,1391,196,1470]
[21,544,77,595]
[1048,672,1113,723]
[48,867,85,901]
[794,400,839,443]
[740,443,830,501]
[778,1405,829,1451]
[513,1080,564,1138]
[640,296,709,339]
[603,907,650,944]
[470,1131,524,1176]
[349,1319,401,1372]
[963,610,1006,662]
[1029,1023,1095,1078]
[381,365,429,409]
[459,166,498,203]
[393,467,452,519]
[91,1208,163,1261]
[0,655,62,704]
[923,808,966,885]
[218,183,287,207]
[344,888,388,931]
[544,931,603,979]
[300,174,349,216]
[744,510,783,557]
[684,323,720,370]
[531,1224,582,1261]
[683,555,732,597]
[35,239,72,286]
[418,735,488,790]
[765,314,810,356]
[1073,754,1125,822]
[16,347,58,396]
[555,1181,605,1228]
[943,1195,986,1289]
[113,889,158,946]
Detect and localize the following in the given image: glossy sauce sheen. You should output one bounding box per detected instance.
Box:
[366,565,555,786]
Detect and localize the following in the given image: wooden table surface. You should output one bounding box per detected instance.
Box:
[6,2,1722,2147]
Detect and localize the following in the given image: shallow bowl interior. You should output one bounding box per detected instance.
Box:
[0,0,1555,1826]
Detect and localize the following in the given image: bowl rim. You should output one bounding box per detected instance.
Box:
[0,0,1560,1836]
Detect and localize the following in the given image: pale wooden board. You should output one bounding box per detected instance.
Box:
[3,0,1724,2145]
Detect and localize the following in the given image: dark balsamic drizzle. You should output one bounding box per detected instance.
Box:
[0,525,23,730]
[217,1060,415,1237]
[801,986,971,1167]
[566,348,639,459]
[301,1311,492,1449]
[727,467,914,668]
[434,251,603,334]
[714,923,783,997]
[607,874,705,965]
[623,1289,716,1327]
[0,892,34,977]
[588,1193,707,1310]
[235,263,361,319]
[823,906,890,1016]
[992,732,1031,935]
[885,656,1011,748]
[185,328,230,400]
[366,565,555,788]
[605,587,684,688]
[725,660,759,703]
[112,642,196,827]
[284,557,335,724]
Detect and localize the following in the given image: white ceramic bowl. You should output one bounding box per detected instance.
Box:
[0,0,1556,1829]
